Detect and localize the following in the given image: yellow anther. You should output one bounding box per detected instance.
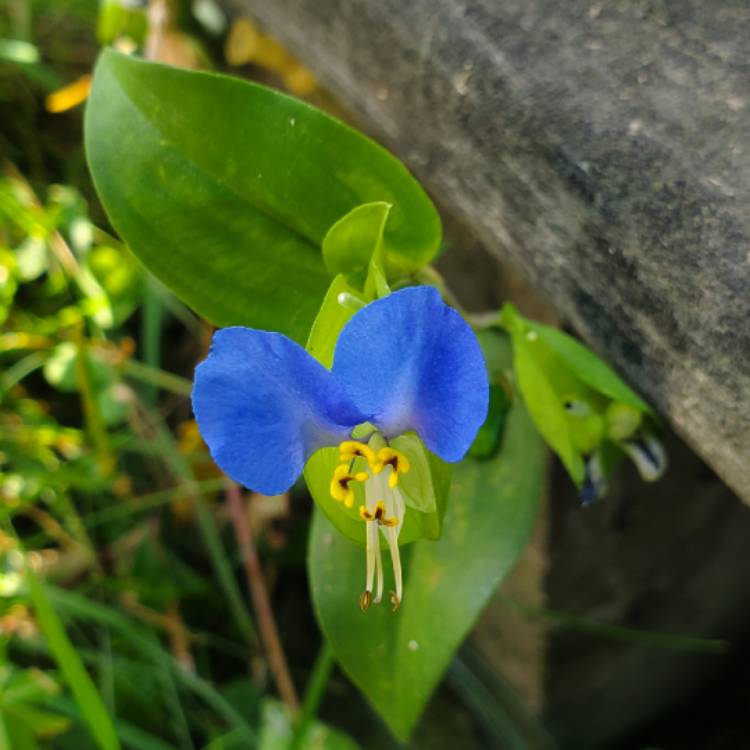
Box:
[338,440,377,468]
[373,447,410,488]
[359,590,372,612]
[358,500,398,527]
[330,464,367,508]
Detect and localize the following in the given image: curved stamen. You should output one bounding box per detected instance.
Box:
[339,440,377,469]
[360,518,380,612]
[358,500,398,526]
[358,469,405,613]
[373,447,410,488]
[329,464,368,508]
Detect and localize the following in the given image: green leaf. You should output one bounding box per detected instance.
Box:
[305,275,363,368]
[309,394,545,740]
[24,566,120,750]
[322,202,391,279]
[500,305,585,484]
[86,50,441,341]
[511,330,585,484]
[525,320,651,413]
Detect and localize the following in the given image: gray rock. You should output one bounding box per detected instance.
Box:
[228,0,750,502]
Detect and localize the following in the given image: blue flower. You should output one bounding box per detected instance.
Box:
[192,286,488,609]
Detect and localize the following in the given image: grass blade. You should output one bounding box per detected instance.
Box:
[24,564,121,750]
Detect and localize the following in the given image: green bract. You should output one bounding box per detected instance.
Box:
[85,50,441,343]
[500,303,663,501]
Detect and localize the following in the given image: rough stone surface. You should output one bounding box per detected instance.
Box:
[228,0,750,502]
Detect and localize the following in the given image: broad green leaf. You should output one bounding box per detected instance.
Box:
[24,566,120,750]
[86,50,441,342]
[525,320,651,413]
[322,202,390,279]
[309,394,545,740]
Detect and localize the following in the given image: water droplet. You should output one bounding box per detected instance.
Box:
[408,640,419,652]
[526,330,539,342]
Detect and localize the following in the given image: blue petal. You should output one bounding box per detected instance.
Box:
[192,328,365,495]
[332,286,488,462]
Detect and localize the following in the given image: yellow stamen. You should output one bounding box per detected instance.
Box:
[358,500,398,527]
[339,440,377,468]
[329,464,367,508]
[373,447,410,488]
[359,590,372,612]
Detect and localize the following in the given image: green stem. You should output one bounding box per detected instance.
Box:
[74,331,114,477]
[80,478,226,528]
[141,277,164,406]
[121,358,192,397]
[290,641,336,749]
[0,350,46,397]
